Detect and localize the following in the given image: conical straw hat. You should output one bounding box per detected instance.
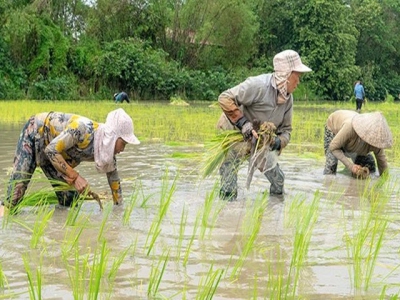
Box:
[352,112,393,149]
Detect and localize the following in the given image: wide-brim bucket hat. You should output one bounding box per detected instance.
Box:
[352,112,393,149]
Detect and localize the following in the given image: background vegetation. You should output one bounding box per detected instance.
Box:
[0,0,399,101]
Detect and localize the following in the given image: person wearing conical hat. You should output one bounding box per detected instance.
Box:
[323,109,392,177]
[0,108,140,216]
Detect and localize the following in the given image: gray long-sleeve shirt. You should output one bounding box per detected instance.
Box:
[218,74,293,148]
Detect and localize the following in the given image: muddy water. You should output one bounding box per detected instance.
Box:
[1,123,400,299]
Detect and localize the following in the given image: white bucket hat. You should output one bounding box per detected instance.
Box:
[273,50,312,73]
[106,108,140,145]
[352,112,393,149]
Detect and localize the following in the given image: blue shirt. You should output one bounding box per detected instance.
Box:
[354,83,365,100]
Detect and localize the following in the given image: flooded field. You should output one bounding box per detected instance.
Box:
[1,123,400,299]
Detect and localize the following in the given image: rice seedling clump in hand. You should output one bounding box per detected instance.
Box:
[352,166,370,179]
[246,121,277,189]
[201,121,277,182]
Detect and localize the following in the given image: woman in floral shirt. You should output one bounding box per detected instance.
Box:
[1,108,140,214]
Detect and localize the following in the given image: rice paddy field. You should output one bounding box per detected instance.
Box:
[0,100,400,299]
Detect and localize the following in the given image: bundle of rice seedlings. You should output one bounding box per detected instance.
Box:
[169,96,189,106]
[201,130,244,178]
[201,121,277,180]
[352,166,370,179]
[246,122,276,188]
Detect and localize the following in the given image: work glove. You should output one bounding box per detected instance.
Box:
[235,116,253,141]
[110,180,123,205]
[270,136,281,151]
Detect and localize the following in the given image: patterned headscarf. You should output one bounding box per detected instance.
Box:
[274,71,292,104]
[272,50,312,104]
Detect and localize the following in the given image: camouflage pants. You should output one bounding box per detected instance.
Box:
[219,140,284,200]
[5,117,78,209]
[323,125,376,175]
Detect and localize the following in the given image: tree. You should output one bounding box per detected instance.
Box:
[293,0,359,100]
[164,0,258,69]
[350,0,400,100]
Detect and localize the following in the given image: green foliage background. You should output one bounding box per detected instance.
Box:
[0,0,399,101]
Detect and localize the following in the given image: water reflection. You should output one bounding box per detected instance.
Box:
[1,124,400,299]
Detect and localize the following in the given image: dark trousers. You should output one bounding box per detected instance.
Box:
[356,98,363,110]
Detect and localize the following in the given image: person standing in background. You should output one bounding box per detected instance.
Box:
[354,81,365,113]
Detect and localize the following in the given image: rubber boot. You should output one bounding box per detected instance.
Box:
[264,164,285,195]
[219,161,239,201]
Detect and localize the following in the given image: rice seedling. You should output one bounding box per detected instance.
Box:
[64,195,85,227]
[176,205,188,261]
[122,182,141,225]
[229,192,268,280]
[2,176,58,218]
[95,202,113,243]
[343,179,391,292]
[10,195,53,235]
[196,264,224,300]
[61,216,90,256]
[1,206,11,228]
[105,245,136,299]
[129,234,139,262]
[22,254,42,300]
[139,192,154,208]
[201,131,245,178]
[147,249,169,298]
[62,244,87,300]
[145,168,177,256]
[0,260,8,289]
[284,191,320,297]
[108,245,132,283]
[379,285,400,299]
[30,201,54,249]
[88,239,109,299]
[264,244,287,299]
[183,209,201,267]
[199,181,226,240]
[63,238,115,299]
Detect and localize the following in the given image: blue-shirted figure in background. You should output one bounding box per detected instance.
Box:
[354,81,365,113]
[114,91,130,103]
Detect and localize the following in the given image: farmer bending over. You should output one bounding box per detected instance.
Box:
[216,50,312,200]
[0,108,140,216]
[323,110,392,178]
[113,91,130,103]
